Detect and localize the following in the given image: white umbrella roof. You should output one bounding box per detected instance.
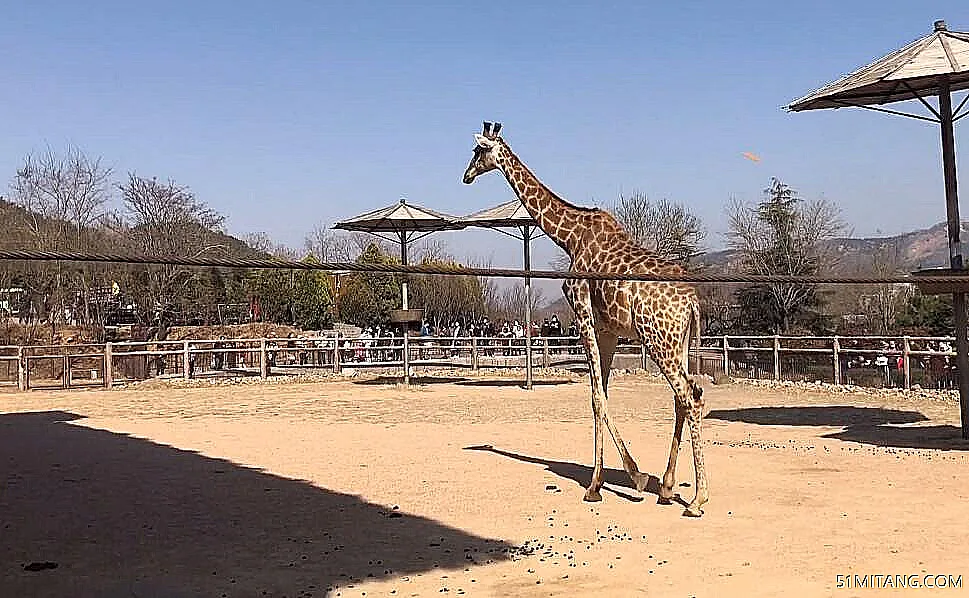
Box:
[788,21,969,111]
[462,200,538,229]
[334,199,466,234]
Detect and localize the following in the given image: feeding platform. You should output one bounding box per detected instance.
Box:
[911,267,969,295]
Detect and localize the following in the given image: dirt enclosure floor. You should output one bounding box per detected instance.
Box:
[2,373,969,598]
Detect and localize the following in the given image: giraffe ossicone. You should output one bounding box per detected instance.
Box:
[463,121,709,517]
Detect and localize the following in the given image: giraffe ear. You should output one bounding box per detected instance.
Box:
[474,134,496,149]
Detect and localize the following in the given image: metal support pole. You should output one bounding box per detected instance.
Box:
[939,77,969,439]
[259,339,268,379]
[400,232,411,386]
[523,226,533,390]
[332,333,341,374]
[183,340,191,379]
[773,335,780,380]
[832,336,841,385]
[722,336,730,378]
[104,342,113,388]
[63,354,71,389]
[902,336,911,389]
[17,346,26,391]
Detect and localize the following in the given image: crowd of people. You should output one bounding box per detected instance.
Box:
[342,313,581,362]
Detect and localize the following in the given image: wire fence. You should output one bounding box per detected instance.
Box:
[0,334,958,392]
[1,248,968,285]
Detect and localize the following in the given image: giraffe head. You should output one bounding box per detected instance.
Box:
[462,121,503,184]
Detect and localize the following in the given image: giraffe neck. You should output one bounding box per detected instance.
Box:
[495,142,588,256]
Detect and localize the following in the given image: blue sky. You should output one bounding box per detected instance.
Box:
[1,1,967,275]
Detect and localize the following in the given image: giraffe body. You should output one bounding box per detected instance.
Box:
[463,123,708,516]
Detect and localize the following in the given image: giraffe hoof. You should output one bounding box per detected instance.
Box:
[583,488,603,502]
[683,505,704,518]
[657,485,675,502]
[631,472,649,493]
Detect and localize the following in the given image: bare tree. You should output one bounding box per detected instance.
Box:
[859,241,912,333]
[120,174,226,338]
[10,147,114,332]
[488,283,547,323]
[549,192,706,271]
[244,232,299,260]
[303,223,358,262]
[611,192,706,264]
[408,249,488,329]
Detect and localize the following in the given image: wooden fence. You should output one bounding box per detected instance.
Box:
[0,334,959,392]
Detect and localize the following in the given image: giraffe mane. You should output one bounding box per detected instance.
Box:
[497,137,600,213]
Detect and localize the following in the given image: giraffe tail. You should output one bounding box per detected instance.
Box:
[682,300,701,377]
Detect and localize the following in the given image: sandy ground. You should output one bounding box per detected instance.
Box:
[2,373,968,598]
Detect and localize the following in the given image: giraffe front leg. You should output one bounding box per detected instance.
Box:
[580,325,646,493]
[584,398,604,502]
[684,383,709,517]
[565,281,617,500]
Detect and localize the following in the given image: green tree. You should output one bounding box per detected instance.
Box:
[727,177,845,334]
[337,243,401,327]
[248,257,335,330]
[290,258,335,330]
[897,292,953,335]
[250,269,295,324]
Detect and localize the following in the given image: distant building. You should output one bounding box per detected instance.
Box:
[0,287,27,319]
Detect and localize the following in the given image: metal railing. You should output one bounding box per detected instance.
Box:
[702,335,959,390]
[0,334,960,391]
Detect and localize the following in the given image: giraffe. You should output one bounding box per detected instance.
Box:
[462,122,709,517]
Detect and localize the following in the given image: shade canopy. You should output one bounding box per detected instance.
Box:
[462,200,538,229]
[333,198,466,239]
[788,21,969,112]
[786,19,969,438]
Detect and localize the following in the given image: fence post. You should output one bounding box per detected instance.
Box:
[104,342,113,389]
[772,335,780,380]
[182,340,191,379]
[641,343,648,371]
[63,354,71,389]
[332,334,341,374]
[471,337,479,371]
[832,336,841,385]
[260,339,269,378]
[543,338,550,369]
[903,336,911,389]
[722,336,730,378]
[17,346,26,391]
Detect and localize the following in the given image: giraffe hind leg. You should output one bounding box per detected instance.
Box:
[659,401,686,503]
[655,348,708,517]
[683,380,709,517]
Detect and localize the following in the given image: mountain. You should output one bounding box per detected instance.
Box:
[698,221,969,274]
[0,197,266,260]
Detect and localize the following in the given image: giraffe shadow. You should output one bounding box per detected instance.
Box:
[463,444,689,507]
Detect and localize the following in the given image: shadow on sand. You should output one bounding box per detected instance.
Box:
[0,411,515,598]
[705,405,969,451]
[463,444,690,508]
